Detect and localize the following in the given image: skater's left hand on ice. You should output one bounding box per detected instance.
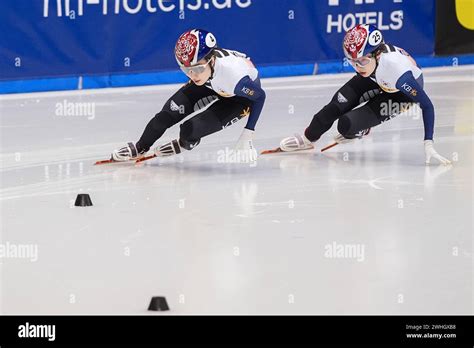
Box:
[424,140,451,165]
[235,128,258,162]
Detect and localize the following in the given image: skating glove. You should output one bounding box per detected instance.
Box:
[424,140,451,165]
[235,128,258,162]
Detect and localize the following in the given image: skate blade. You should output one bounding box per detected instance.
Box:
[261,147,284,155]
[95,157,141,165]
[321,142,338,152]
[261,143,316,155]
[94,158,120,165]
[135,154,157,163]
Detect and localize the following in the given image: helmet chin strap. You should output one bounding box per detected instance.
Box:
[371,46,384,74]
[209,56,216,80]
[365,53,379,78]
[371,59,379,77]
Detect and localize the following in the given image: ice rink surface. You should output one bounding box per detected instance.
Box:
[0,66,472,314]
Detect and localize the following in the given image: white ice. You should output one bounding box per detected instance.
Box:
[0,66,472,314]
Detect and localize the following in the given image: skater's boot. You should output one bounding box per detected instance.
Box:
[154,139,185,157]
[111,142,146,162]
[279,134,314,152]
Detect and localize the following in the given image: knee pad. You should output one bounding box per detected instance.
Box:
[179,119,202,150]
[337,115,352,137]
[179,138,200,151]
[338,106,379,138]
[179,119,194,139]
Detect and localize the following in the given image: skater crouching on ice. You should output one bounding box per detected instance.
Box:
[110,29,265,163]
[274,24,451,165]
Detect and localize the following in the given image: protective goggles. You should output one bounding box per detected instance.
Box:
[180,59,211,75]
[347,55,373,68]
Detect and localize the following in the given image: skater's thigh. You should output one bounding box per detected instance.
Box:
[202,96,252,129]
[331,74,381,112]
[182,97,252,138]
[163,81,219,119]
[338,91,415,135]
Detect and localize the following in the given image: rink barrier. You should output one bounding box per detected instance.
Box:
[1,54,473,94]
[1,1,436,81]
